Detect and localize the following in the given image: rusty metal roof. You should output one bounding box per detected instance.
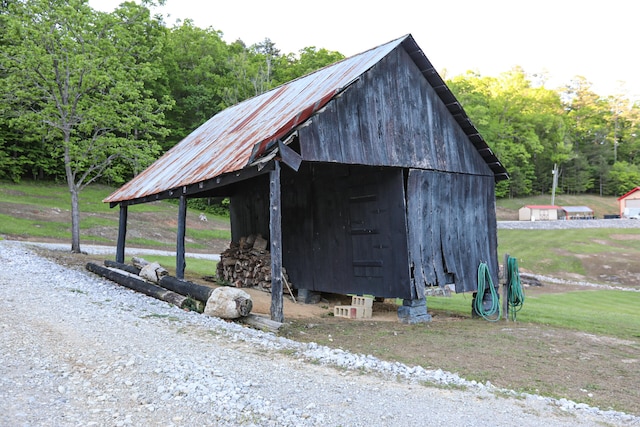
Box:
[104,34,507,205]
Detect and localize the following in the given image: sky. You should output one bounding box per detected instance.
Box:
[90,0,640,101]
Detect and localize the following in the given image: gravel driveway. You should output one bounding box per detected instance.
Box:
[1,240,637,426]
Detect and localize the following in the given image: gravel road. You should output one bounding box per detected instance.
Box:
[1,240,638,426]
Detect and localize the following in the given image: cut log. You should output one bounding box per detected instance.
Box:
[204,287,252,319]
[139,262,168,284]
[216,234,293,293]
[159,276,214,304]
[86,262,190,310]
[104,260,141,275]
[131,256,168,278]
[238,314,282,333]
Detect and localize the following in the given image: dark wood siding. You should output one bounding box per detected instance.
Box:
[229,175,270,242]
[406,169,499,295]
[298,46,492,178]
[280,163,411,298]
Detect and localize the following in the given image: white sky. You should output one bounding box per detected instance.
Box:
[91,0,640,101]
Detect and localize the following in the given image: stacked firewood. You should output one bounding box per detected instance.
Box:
[217,234,290,292]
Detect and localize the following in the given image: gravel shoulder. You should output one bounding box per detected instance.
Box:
[1,240,638,426]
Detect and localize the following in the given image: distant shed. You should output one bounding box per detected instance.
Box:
[618,187,640,217]
[518,205,559,221]
[560,206,594,220]
[103,34,508,322]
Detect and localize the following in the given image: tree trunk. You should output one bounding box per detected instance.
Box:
[63,138,82,254]
[70,185,81,253]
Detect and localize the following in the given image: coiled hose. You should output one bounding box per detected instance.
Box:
[475,262,501,321]
[507,256,525,321]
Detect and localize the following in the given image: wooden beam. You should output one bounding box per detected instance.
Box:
[176,195,187,279]
[278,139,302,171]
[269,160,284,322]
[116,204,128,263]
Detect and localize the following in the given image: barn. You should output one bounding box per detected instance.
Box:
[104,34,508,322]
[618,187,640,218]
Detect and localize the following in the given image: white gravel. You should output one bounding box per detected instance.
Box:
[498,218,640,229]
[1,240,638,426]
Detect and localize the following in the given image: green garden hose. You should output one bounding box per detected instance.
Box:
[475,262,501,321]
[507,256,525,321]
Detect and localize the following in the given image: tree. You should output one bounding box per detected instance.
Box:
[448,68,564,198]
[561,77,613,195]
[160,21,232,148]
[1,0,171,252]
[276,46,345,83]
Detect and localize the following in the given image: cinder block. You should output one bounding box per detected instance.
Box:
[333,305,372,319]
[351,296,373,309]
[334,305,351,318]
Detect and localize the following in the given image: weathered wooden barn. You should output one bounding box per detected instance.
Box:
[104,34,508,322]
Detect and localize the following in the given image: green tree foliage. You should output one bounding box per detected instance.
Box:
[160,21,231,148]
[276,46,345,83]
[1,0,171,252]
[608,161,640,195]
[448,68,566,198]
[449,69,640,198]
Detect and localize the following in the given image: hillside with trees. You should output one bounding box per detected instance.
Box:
[2,0,640,245]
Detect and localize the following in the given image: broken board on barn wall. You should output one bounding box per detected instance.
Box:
[406,169,499,295]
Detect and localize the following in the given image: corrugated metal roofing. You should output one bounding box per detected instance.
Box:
[561,206,593,213]
[104,34,507,205]
[523,205,560,209]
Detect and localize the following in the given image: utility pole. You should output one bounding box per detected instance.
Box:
[551,163,558,206]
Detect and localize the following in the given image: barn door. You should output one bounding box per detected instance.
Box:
[347,168,409,297]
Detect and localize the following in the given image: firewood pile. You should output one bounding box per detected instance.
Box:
[216,234,291,293]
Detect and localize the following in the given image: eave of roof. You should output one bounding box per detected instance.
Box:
[618,186,640,200]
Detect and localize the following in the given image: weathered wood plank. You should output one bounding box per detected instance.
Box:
[176,195,187,279]
[116,205,127,263]
[298,47,494,178]
[269,161,284,322]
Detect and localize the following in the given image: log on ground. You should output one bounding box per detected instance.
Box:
[159,276,214,304]
[86,262,189,309]
[104,260,141,275]
[238,314,282,333]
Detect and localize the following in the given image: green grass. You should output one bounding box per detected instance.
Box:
[129,254,218,278]
[498,228,640,276]
[0,180,228,247]
[0,212,71,239]
[496,194,619,219]
[184,227,232,241]
[0,180,176,214]
[428,290,640,341]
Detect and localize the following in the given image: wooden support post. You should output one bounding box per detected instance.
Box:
[269,161,284,322]
[503,253,510,321]
[116,204,128,263]
[176,195,187,279]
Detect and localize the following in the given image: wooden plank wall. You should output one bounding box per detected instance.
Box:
[229,175,271,242]
[298,46,493,179]
[406,169,499,295]
[280,163,412,299]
